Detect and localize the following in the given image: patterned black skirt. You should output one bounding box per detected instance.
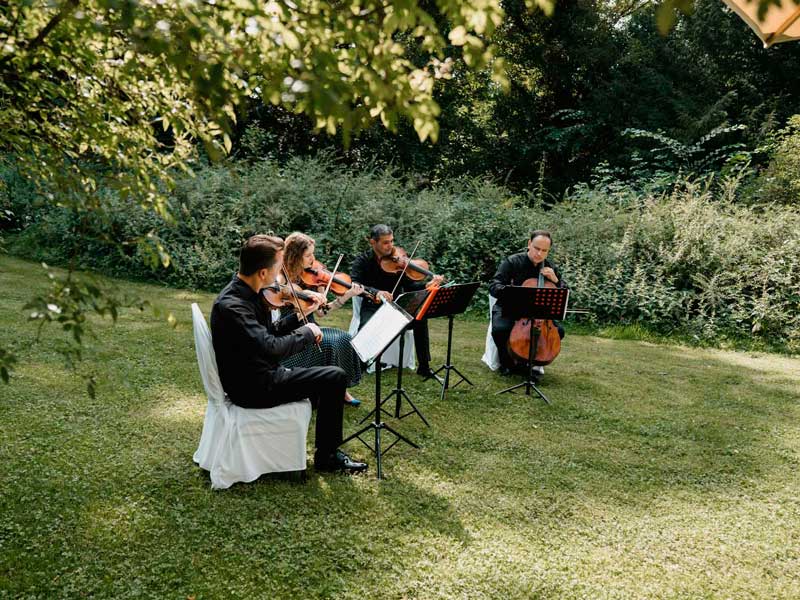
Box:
[280,326,362,389]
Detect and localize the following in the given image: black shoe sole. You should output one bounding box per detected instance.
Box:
[316,465,368,474]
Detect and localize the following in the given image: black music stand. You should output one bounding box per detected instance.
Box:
[496,285,569,404]
[343,300,419,479]
[382,288,437,427]
[423,282,480,401]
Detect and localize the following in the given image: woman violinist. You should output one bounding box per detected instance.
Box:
[488,230,567,378]
[277,232,365,407]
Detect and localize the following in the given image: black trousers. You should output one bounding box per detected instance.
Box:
[491,309,564,369]
[359,304,431,367]
[270,365,346,458]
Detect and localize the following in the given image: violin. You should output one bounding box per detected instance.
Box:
[300,260,380,303]
[261,282,328,314]
[506,271,562,366]
[379,246,441,282]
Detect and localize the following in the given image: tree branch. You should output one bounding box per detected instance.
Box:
[0,0,79,68]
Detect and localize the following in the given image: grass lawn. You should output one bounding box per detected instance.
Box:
[1,254,799,599]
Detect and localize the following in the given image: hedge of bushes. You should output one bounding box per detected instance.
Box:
[5,156,799,351]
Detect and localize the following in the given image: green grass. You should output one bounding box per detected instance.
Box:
[1,254,799,599]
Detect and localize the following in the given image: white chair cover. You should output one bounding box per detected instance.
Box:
[191,303,312,489]
[481,295,501,371]
[348,296,415,372]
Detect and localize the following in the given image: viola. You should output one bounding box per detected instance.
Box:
[506,271,562,366]
[261,282,327,314]
[379,246,441,282]
[300,260,380,303]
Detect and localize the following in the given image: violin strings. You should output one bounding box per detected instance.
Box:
[282,264,322,353]
[390,239,421,299]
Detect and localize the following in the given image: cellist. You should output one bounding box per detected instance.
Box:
[488,230,567,378]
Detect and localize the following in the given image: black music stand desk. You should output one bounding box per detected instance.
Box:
[422,282,480,401]
[496,285,569,404]
[344,300,418,479]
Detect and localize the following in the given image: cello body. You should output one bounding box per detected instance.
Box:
[506,274,562,366]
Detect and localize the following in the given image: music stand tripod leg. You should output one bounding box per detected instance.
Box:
[394,333,405,418]
[431,315,452,401]
[382,327,431,427]
[496,322,550,404]
[341,347,422,479]
[396,391,430,427]
[431,315,474,401]
[526,321,550,404]
[375,423,382,479]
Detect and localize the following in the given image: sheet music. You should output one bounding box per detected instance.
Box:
[350,301,413,363]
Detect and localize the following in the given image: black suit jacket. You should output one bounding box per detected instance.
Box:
[210,276,314,407]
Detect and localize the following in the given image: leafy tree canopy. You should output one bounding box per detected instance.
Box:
[1,0,558,207]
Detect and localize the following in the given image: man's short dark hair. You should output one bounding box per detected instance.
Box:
[529,230,552,243]
[239,234,284,276]
[369,224,393,240]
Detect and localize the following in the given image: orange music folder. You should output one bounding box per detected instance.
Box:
[415,286,440,320]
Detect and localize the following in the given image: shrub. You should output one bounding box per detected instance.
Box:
[748,114,800,205]
[557,178,800,348]
[7,155,800,350]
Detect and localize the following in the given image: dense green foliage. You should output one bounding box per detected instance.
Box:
[748,115,800,205]
[237,0,800,196]
[0,0,553,383]
[7,156,799,351]
[2,254,800,598]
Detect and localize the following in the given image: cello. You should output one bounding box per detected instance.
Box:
[506,271,562,366]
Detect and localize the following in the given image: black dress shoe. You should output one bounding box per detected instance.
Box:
[315,449,368,473]
[499,366,513,377]
[416,365,436,378]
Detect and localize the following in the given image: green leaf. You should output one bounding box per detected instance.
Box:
[656,1,677,36]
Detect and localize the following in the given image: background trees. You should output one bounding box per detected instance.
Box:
[234,0,800,196]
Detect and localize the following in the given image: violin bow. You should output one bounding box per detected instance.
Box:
[281,265,322,353]
[322,253,344,299]
[390,239,421,299]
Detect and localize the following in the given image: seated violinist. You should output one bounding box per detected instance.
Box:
[350,224,444,378]
[279,231,365,407]
[488,230,567,378]
[210,234,367,473]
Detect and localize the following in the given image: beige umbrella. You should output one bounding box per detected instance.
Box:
[722,0,800,46]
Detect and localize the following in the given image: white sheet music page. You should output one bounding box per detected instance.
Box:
[350,301,412,363]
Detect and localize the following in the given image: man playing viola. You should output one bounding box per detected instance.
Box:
[211,234,368,473]
[489,230,567,378]
[350,224,444,378]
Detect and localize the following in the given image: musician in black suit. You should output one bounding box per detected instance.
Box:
[211,234,367,473]
[488,230,567,377]
[350,224,444,377]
